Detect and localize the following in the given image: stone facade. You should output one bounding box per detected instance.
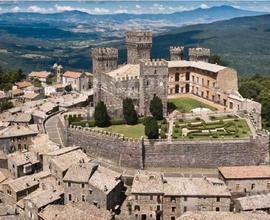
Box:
[188,47,211,62]
[170,46,184,61]
[139,59,168,116]
[67,126,269,169]
[125,31,152,64]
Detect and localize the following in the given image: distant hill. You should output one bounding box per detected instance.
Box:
[149,14,270,76]
[0,6,269,75]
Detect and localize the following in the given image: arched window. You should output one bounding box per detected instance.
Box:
[175,85,179,94]
[175,73,180,82]
[134,205,140,211]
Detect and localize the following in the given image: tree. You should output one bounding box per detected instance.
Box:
[209,54,227,66]
[123,98,138,125]
[94,101,111,127]
[150,96,163,120]
[144,117,159,139]
[239,81,262,100]
[0,100,13,112]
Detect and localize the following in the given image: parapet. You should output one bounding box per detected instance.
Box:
[91,47,118,60]
[170,46,184,54]
[140,59,168,67]
[125,31,152,44]
[189,47,210,57]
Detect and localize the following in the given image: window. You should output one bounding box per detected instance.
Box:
[134,205,140,211]
[150,195,153,200]
[135,195,138,200]
[89,189,92,194]
[216,207,220,212]
[172,207,176,212]
[217,197,220,202]
[81,183,85,188]
[93,202,98,207]
[82,195,85,202]
[68,182,71,187]
[171,196,176,202]
[267,183,270,189]
[184,207,187,212]
[184,197,187,201]
[251,183,255,190]
[236,184,240,191]
[68,194,72,201]
[171,217,176,220]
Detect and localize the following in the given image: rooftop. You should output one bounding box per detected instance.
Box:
[131,172,164,194]
[7,151,39,166]
[164,177,231,197]
[30,134,60,155]
[23,92,40,100]
[15,81,33,89]
[88,166,122,195]
[168,60,227,73]
[218,166,270,179]
[39,202,112,220]
[236,193,270,211]
[63,71,82,79]
[106,64,139,80]
[0,124,38,138]
[29,71,50,78]
[178,211,270,220]
[45,146,80,157]
[0,112,32,123]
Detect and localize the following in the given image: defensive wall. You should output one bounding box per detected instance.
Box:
[67,125,269,169]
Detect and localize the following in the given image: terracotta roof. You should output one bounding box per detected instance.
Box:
[218,166,270,179]
[63,71,82,79]
[15,81,33,89]
[23,92,40,100]
[29,71,50,78]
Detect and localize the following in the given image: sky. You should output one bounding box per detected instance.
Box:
[0,1,270,14]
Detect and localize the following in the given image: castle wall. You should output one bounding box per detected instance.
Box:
[67,126,269,169]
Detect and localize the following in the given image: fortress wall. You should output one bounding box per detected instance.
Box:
[67,127,269,169]
[143,137,269,168]
[67,126,143,169]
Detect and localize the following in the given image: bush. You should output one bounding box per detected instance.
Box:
[195,117,201,121]
[210,116,216,120]
[167,102,177,113]
[94,101,111,127]
[144,117,159,139]
[160,130,166,139]
[150,96,163,120]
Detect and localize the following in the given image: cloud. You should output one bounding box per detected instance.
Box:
[11,6,20,13]
[135,5,141,9]
[200,4,209,9]
[92,7,110,14]
[28,5,54,13]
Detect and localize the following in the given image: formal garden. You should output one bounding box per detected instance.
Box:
[172,117,251,140]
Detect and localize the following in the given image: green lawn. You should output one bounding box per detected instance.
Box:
[168,97,217,113]
[98,124,145,138]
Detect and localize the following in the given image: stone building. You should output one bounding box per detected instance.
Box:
[91,31,261,122]
[129,173,231,220]
[63,161,123,212]
[62,71,89,91]
[218,166,270,197]
[188,47,211,62]
[29,71,51,83]
[125,31,152,64]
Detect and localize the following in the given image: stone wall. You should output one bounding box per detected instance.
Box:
[68,126,143,169]
[67,126,269,169]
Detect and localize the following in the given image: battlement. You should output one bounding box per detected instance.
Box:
[125,31,152,44]
[189,47,211,57]
[170,46,184,54]
[91,47,118,60]
[140,59,168,67]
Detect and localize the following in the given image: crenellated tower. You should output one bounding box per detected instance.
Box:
[189,47,210,62]
[91,47,118,104]
[125,31,152,64]
[139,59,168,116]
[170,46,184,61]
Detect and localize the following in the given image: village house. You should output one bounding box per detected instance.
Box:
[130,173,231,220]
[22,92,43,102]
[2,171,51,203]
[0,124,39,153]
[38,202,112,220]
[29,71,51,83]
[218,166,270,197]
[15,81,33,90]
[0,111,32,125]
[63,161,123,212]
[234,192,270,213]
[7,151,40,178]
[62,71,89,91]
[44,84,65,97]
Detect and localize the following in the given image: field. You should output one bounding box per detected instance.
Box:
[173,118,251,140]
[168,97,217,113]
[97,124,145,139]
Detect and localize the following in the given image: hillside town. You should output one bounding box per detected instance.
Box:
[0,31,269,220]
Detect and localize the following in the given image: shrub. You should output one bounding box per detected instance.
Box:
[195,117,201,121]
[167,102,177,114]
[150,96,163,120]
[144,117,159,139]
[178,119,184,123]
[123,98,138,125]
[160,130,166,139]
[210,116,216,120]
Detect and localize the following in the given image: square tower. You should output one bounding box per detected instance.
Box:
[139,59,168,116]
[91,47,118,104]
[170,46,184,61]
[189,47,211,63]
[125,31,152,64]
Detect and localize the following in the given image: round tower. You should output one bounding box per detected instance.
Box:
[170,46,184,61]
[125,31,152,64]
[189,47,210,62]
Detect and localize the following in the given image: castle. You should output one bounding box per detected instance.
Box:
[91,31,261,129]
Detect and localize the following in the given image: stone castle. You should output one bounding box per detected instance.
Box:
[91,31,261,128]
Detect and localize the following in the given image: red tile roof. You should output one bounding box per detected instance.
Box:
[63,71,82,79]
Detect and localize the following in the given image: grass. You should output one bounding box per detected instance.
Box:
[168,97,217,113]
[97,123,145,139]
